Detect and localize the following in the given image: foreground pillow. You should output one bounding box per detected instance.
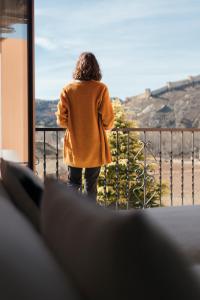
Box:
[41,178,200,300]
[0,193,81,300]
[0,158,43,231]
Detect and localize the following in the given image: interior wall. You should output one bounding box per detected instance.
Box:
[1,38,28,162]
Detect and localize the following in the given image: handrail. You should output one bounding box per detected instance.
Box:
[36,127,65,131]
[35,127,200,132]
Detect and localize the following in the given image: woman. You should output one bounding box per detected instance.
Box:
[56,52,114,201]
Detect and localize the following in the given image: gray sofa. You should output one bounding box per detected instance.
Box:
[0,180,81,300]
[1,159,200,299]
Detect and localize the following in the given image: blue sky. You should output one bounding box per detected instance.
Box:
[35,0,200,100]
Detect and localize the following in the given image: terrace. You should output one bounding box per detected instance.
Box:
[2,1,200,298]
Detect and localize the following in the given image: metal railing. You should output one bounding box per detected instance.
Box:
[35,127,200,208]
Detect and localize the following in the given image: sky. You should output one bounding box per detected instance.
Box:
[35,0,200,100]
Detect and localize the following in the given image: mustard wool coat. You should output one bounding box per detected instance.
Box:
[55,80,114,168]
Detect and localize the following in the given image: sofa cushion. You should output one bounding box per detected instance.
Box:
[145,206,200,264]
[41,178,200,300]
[0,180,11,202]
[192,265,200,279]
[0,193,81,300]
[0,158,43,231]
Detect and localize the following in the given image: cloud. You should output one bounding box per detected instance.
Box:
[35,0,200,31]
[35,36,56,51]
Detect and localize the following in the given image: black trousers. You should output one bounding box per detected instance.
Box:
[67,166,101,201]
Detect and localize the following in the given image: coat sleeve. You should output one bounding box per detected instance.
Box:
[55,88,69,128]
[99,86,114,130]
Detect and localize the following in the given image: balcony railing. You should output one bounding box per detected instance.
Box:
[35,127,200,208]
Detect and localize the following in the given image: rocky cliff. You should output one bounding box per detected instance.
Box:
[124,75,200,128]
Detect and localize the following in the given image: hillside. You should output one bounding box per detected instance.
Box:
[36,99,58,127]
[35,97,123,127]
[124,75,200,128]
[36,75,200,128]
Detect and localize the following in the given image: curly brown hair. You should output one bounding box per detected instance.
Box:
[73,52,102,81]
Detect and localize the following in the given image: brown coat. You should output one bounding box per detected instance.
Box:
[55,80,114,168]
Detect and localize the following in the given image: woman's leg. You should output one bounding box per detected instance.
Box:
[84,167,101,201]
[68,166,82,192]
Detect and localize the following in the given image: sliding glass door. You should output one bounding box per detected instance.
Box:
[0,0,34,168]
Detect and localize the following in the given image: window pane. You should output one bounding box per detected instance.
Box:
[0,0,29,163]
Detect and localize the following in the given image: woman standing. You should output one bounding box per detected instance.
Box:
[56,52,114,201]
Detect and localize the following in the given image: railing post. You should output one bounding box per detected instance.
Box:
[192,131,195,205]
[126,130,130,209]
[143,130,147,208]
[159,130,162,206]
[43,130,46,178]
[56,131,59,180]
[115,129,120,209]
[103,165,107,206]
[170,130,173,206]
[181,131,184,205]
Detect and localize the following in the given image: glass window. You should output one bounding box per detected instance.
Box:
[0,0,33,165]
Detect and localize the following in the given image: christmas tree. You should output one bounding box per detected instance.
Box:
[98,98,168,208]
